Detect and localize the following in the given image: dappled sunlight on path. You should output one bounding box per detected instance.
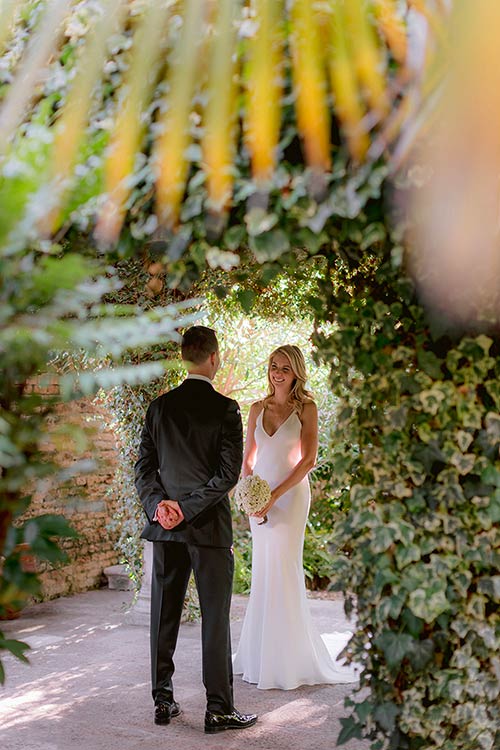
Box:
[1,590,366,750]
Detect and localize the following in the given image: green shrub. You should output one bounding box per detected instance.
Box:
[232,527,253,596]
[303,521,335,590]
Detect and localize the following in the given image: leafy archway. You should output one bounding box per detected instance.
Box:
[101,263,341,597]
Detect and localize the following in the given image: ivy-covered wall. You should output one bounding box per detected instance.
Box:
[313,249,500,749]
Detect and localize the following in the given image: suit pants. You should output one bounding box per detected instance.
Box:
[150,541,234,714]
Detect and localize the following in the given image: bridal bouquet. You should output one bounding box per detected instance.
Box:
[234,475,271,525]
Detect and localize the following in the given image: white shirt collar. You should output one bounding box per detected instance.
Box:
[186,374,213,386]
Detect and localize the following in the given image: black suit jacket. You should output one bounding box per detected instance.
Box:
[134,378,243,547]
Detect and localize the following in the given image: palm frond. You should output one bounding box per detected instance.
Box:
[45,0,128,235]
[373,0,407,65]
[154,0,204,228]
[0,1,446,238]
[327,2,370,161]
[202,0,239,213]
[96,0,170,244]
[289,0,331,172]
[243,0,284,184]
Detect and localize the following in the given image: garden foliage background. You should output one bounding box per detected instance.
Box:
[0,3,498,750]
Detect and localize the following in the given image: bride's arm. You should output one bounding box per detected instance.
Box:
[253,401,318,517]
[241,401,262,478]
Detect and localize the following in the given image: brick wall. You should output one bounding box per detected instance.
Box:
[23,380,122,599]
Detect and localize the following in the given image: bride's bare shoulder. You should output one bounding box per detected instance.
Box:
[302,398,317,409]
[250,399,265,416]
[301,399,318,419]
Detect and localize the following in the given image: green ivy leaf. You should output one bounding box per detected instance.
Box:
[354,699,374,723]
[412,442,445,471]
[388,406,408,429]
[408,585,451,623]
[456,430,473,452]
[474,335,493,355]
[378,593,405,619]
[374,631,414,669]
[395,544,421,569]
[0,638,30,664]
[374,702,400,733]
[337,716,363,745]
[477,576,500,603]
[480,465,500,487]
[482,489,500,523]
[249,229,290,262]
[360,222,386,250]
[236,289,256,313]
[245,207,278,236]
[180,193,203,222]
[417,349,443,379]
[223,225,247,251]
[355,350,374,374]
[401,607,425,637]
[370,525,397,553]
[418,388,446,415]
[351,485,375,504]
[450,452,476,475]
[29,537,68,564]
[407,639,434,671]
[260,264,281,285]
[294,227,325,255]
[395,522,415,545]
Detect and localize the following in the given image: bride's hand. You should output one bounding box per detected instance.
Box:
[254,489,278,518]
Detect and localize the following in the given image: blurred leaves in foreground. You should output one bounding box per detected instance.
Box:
[0,1,443,241]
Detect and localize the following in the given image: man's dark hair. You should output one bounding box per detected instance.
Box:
[181,326,219,365]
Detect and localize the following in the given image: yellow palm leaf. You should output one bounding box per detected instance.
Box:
[327,3,370,161]
[373,0,407,65]
[343,0,389,117]
[44,0,127,235]
[155,0,204,228]
[202,0,239,212]
[96,1,172,245]
[289,0,331,172]
[244,0,284,184]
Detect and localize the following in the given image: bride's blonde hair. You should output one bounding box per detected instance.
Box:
[265,345,314,415]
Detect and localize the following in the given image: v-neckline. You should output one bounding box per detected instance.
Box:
[260,409,295,438]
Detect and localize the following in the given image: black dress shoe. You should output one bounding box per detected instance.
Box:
[154,700,181,725]
[204,708,258,733]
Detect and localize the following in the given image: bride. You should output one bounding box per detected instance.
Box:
[232,345,359,690]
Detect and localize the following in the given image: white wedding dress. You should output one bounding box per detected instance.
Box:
[232,410,359,690]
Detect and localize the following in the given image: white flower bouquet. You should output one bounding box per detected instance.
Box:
[234,474,271,525]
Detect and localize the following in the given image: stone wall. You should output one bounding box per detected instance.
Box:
[23,380,122,599]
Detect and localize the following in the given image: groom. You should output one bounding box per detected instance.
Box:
[134,325,257,733]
